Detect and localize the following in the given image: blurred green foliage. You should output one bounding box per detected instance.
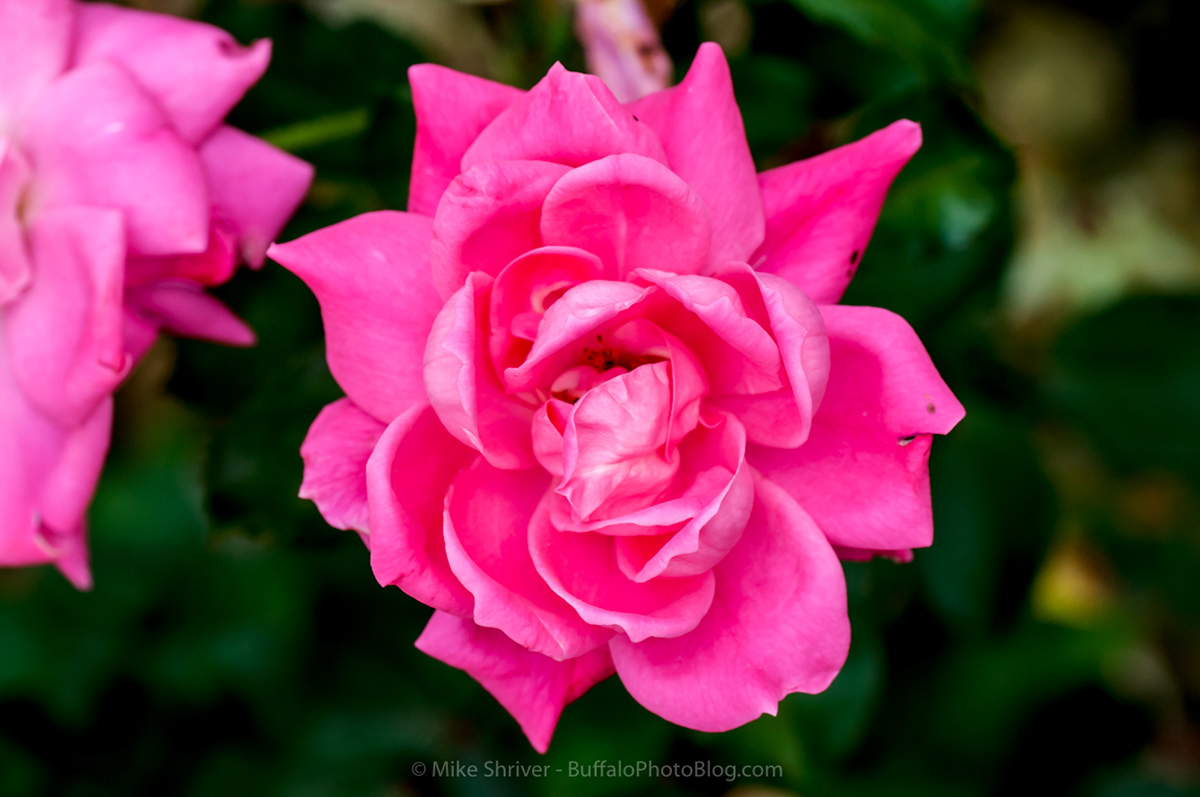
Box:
[2,0,1199,795]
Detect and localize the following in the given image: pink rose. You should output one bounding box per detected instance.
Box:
[271,44,964,751]
[1,0,313,587]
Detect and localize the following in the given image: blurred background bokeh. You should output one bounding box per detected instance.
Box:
[2,0,1199,794]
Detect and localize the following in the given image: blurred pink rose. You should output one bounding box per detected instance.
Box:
[272,43,963,751]
[0,0,313,588]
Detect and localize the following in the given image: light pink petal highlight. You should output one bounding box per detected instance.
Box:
[610,474,849,731]
[749,304,964,552]
[269,211,441,423]
[72,3,271,143]
[415,611,614,753]
[0,0,70,128]
[754,120,921,304]
[407,64,523,217]
[424,274,536,469]
[629,43,763,265]
[299,398,386,539]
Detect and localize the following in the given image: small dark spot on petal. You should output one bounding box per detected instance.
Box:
[927,402,936,413]
[850,249,860,264]
[632,114,640,122]
[596,334,603,342]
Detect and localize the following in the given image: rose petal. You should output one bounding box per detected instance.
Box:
[442,458,612,660]
[269,211,441,423]
[610,473,849,731]
[628,42,763,264]
[424,274,537,469]
[710,265,830,447]
[299,398,386,539]
[540,153,712,277]
[462,63,667,171]
[199,126,313,267]
[430,159,570,301]
[125,280,255,347]
[0,139,32,305]
[22,61,209,257]
[72,3,271,143]
[748,304,964,552]
[754,120,921,304]
[366,405,475,616]
[529,496,716,642]
[415,611,614,753]
[5,206,130,427]
[0,0,70,128]
[407,64,523,217]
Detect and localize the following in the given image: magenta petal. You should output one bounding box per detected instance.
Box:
[299,398,386,539]
[22,61,209,257]
[269,211,441,423]
[0,0,70,128]
[415,611,614,753]
[529,498,716,642]
[365,405,475,616]
[629,43,764,265]
[424,274,536,469]
[407,64,523,217]
[442,459,612,660]
[610,474,849,732]
[125,280,255,347]
[0,335,111,590]
[754,120,921,304]
[540,154,712,277]
[5,207,130,427]
[0,140,32,305]
[72,4,271,143]
[430,159,570,301]
[462,63,667,171]
[749,304,965,552]
[199,126,313,267]
[710,266,830,447]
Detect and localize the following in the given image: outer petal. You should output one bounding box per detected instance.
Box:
[0,139,32,305]
[366,405,475,616]
[415,611,614,753]
[574,0,671,103]
[199,126,314,267]
[125,280,255,347]
[540,154,712,277]
[72,3,271,143]
[22,61,209,256]
[0,0,70,128]
[754,120,921,304]
[629,43,764,265]
[749,305,964,552]
[462,63,667,171]
[5,206,130,427]
[407,64,523,217]
[529,498,716,643]
[442,459,612,660]
[610,473,849,732]
[430,160,570,301]
[424,274,536,469]
[0,331,111,591]
[268,211,441,423]
[299,398,386,539]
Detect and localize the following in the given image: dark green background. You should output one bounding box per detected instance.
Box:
[2,0,1198,794]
